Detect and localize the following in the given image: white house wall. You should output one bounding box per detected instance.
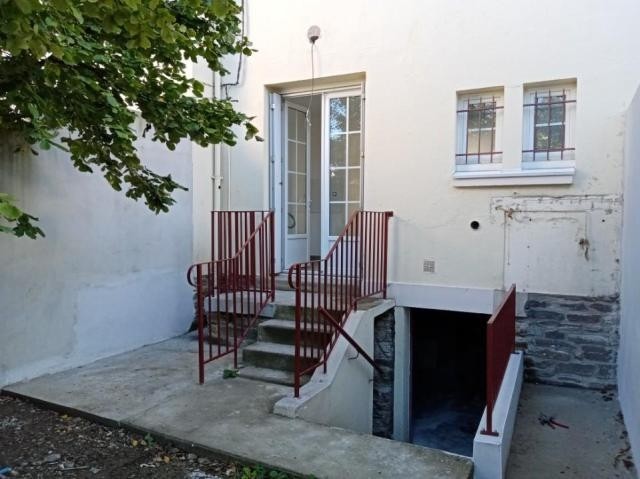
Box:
[216,0,640,298]
[0,119,194,387]
[619,86,640,467]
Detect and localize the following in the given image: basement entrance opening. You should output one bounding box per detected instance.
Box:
[410,308,490,457]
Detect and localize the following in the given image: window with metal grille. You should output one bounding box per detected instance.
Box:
[523,83,576,166]
[456,91,503,171]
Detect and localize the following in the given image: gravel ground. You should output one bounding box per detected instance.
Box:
[0,395,243,479]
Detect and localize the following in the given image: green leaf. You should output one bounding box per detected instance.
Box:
[13,0,35,14]
[0,202,22,221]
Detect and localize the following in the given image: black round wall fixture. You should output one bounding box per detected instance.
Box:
[470,220,480,230]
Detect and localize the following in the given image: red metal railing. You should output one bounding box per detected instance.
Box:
[287,210,393,397]
[482,283,516,436]
[187,211,275,384]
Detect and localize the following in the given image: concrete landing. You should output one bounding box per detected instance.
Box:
[2,333,473,479]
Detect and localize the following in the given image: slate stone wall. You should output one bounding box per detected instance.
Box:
[518,293,619,389]
[373,309,395,438]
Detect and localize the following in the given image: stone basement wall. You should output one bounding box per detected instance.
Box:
[518,293,620,389]
[373,309,395,438]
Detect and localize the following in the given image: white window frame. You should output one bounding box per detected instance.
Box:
[455,91,504,172]
[522,83,576,169]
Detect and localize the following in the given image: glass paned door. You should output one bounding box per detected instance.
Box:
[284,103,310,266]
[328,94,361,235]
[323,90,363,255]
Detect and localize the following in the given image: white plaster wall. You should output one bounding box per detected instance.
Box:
[0,118,193,387]
[618,86,640,465]
[215,0,640,297]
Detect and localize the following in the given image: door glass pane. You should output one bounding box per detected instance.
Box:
[330,203,346,236]
[348,168,360,201]
[348,96,361,131]
[288,109,296,140]
[296,174,306,203]
[288,173,296,201]
[297,112,307,141]
[297,143,306,172]
[330,98,347,133]
[296,204,307,234]
[330,169,346,201]
[347,202,360,220]
[330,133,346,167]
[287,204,296,231]
[288,141,296,170]
[348,133,360,166]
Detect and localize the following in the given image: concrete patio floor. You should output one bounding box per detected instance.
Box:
[506,383,637,479]
[2,333,473,479]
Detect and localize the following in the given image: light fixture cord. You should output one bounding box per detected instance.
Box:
[305,41,315,126]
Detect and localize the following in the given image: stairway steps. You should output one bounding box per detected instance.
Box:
[258,318,332,345]
[236,366,310,387]
[242,342,322,372]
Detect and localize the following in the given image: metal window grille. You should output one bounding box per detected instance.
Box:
[523,89,576,161]
[456,96,503,165]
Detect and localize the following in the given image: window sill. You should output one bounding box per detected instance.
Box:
[453,167,575,187]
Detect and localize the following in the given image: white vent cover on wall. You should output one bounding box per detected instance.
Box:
[423,259,436,273]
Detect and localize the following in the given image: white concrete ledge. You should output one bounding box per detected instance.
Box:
[453,168,575,187]
[473,351,524,479]
[274,299,395,434]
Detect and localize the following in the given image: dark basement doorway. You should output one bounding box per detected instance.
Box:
[410,308,490,457]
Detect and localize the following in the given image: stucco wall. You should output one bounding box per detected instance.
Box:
[0,118,193,387]
[216,0,640,298]
[619,86,640,465]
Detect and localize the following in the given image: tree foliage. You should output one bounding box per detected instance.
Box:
[0,0,256,238]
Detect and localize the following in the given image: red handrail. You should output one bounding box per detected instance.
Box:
[482,284,516,436]
[187,211,275,384]
[287,210,393,397]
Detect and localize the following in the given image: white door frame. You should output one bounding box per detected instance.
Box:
[283,101,311,269]
[269,81,365,271]
[321,87,365,256]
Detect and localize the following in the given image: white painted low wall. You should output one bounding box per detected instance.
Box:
[0,119,194,387]
[274,300,394,434]
[473,352,524,479]
[619,85,640,467]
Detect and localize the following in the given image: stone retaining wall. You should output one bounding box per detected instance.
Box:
[518,293,620,389]
[373,309,395,438]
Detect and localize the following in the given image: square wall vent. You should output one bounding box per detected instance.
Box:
[423,259,436,273]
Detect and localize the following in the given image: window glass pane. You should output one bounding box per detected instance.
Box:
[348,133,360,166]
[348,168,360,201]
[330,133,346,167]
[287,109,296,140]
[480,105,496,128]
[296,204,307,234]
[479,130,494,153]
[467,107,480,129]
[467,130,480,154]
[330,203,346,236]
[534,126,549,150]
[348,96,361,131]
[535,105,549,125]
[288,173,296,202]
[550,103,564,123]
[330,168,346,201]
[549,124,564,149]
[330,98,347,134]
[288,141,296,171]
[297,143,306,173]
[297,174,306,203]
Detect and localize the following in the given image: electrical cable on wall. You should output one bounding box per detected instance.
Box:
[221,0,246,99]
[305,26,321,126]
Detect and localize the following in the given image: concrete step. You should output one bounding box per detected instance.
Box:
[258,319,332,345]
[236,366,310,387]
[274,274,359,295]
[242,342,321,372]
